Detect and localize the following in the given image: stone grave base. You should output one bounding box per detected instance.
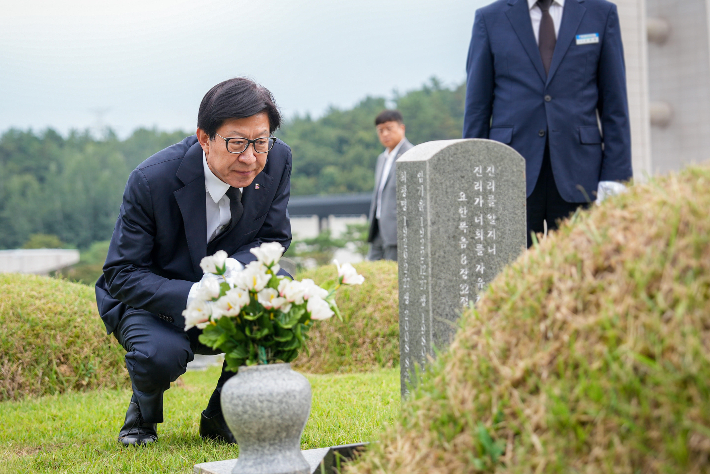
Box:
[193,443,367,474]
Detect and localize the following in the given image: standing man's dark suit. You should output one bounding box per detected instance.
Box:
[464,0,632,246]
[95,78,291,446]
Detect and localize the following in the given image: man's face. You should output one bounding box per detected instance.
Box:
[376,120,406,151]
[197,112,271,188]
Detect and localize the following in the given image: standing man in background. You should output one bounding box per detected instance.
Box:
[463,0,632,247]
[367,110,413,261]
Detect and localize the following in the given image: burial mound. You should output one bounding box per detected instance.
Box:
[348,165,710,474]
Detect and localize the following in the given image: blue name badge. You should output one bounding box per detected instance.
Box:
[576,33,599,45]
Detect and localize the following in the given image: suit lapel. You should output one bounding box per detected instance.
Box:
[506,0,546,84]
[547,0,586,85]
[174,141,207,274]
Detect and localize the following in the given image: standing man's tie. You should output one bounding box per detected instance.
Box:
[538,0,556,76]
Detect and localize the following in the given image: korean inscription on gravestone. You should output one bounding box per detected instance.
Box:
[396,139,526,397]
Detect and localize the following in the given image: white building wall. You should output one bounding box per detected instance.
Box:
[646,0,710,173]
[615,0,653,180]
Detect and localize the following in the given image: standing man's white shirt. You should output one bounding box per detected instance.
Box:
[528,0,564,44]
[375,138,405,220]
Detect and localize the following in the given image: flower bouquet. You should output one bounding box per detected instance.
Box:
[182,242,364,371]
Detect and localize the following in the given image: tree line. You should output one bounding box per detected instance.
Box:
[0,78,465,250]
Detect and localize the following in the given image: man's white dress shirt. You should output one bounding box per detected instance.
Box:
[203,152,241,242]
[375,138,405,220]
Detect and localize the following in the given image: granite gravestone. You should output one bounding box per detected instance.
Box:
[396,139,526,396]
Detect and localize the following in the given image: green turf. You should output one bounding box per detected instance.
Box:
[0,367,400,474]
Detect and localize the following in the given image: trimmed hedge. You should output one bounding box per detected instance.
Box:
[292,260,400,373]
[348,165,710,474]
[0,275,128,401]
[1,260,400,401]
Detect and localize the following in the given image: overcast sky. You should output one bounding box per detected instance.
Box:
[0,0,488,138]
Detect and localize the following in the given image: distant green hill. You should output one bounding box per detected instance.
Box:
[0,78,464,250]
[348,165,710,474]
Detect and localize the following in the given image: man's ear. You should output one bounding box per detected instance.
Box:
[197,128,210,154]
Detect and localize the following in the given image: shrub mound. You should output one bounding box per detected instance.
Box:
[293,260,400,373]
[348,165,710,474]
[0,274,128,401]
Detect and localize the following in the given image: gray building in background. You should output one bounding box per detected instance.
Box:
[616,0,710,178]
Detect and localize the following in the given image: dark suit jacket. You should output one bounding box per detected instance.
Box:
[95,135,292,335]
[367,138,414,247]
[463,0,632,202]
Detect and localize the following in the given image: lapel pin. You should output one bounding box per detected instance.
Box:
[255,184,260,190]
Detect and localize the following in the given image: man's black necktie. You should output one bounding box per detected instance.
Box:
[207,187,243,253]
[538,0,556,77]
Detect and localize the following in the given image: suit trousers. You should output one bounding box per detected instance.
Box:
[526,141,591,248]
[368,220,397,261]
[114,309,234,423]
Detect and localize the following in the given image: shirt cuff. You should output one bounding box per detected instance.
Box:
[596,181,627,203]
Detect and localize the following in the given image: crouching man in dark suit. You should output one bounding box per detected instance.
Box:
[95,77,292,445]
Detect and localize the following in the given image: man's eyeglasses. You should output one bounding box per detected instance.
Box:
[215,133,276,154]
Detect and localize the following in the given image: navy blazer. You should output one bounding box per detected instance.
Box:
[95,135,292,334]
[463,0,632,202]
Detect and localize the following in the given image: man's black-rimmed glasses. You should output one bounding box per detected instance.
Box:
[215,133,276,154]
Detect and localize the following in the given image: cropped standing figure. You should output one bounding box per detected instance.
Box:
[367,110,413,261]
[463,0,632,247]
[95,78,292,445]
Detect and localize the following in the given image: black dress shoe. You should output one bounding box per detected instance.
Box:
[118,396,158,446]
[199,411,237,444]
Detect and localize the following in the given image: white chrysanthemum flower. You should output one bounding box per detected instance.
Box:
[257,288,290,311]
[194,276,222,301]
[237,261,271,292]
[183,299,212,330]
[300,279,328,301]
[334,260,365,285]
[307,296,334,320]
[250,242,285,267]
[214,288,250,317]
[200,250,229,274]
[278,279,305,305]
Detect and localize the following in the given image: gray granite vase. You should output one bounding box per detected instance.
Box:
[221,363,312,474]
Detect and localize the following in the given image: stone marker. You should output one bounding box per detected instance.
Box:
[396,139,526,397]
[194,443,367,474]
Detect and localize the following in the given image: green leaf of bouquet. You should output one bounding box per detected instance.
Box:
[215,331,232,349]
[229,345,249,359]
[253,327,270,340]
[198,325,224,348]
[259,313,274,332]
[266,276,280,290]
[243,311,262,321]
[224,353,243,372]
[330,301,344,322]
[219,281,231,294]
[279,336,301,351]
[216,316,237,335]
[273,331,294,342]
[279,308,304,329]
[278,349,298,362]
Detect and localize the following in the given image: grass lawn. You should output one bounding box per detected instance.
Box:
[0,367,400,474]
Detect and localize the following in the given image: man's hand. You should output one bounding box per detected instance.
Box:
[596,181,627,205]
